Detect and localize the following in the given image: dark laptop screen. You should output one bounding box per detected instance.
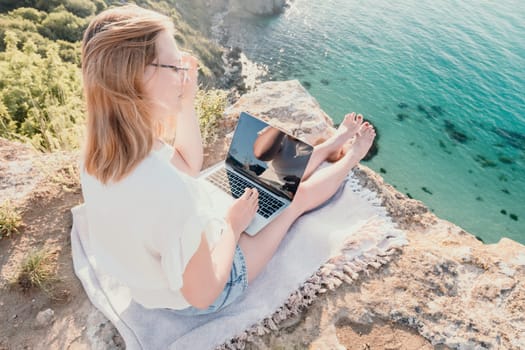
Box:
[226,112,314,200]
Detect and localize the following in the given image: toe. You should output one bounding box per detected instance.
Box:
[344,112,355,124]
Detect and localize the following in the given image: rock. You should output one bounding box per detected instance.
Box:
[0,137,79,205]
[33,309,55,329]
[225,79,335,145]
[204,80,336,168]
[0,138,40,204]
[232,0,288,16]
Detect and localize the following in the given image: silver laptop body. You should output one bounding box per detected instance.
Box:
[199,112,314,235]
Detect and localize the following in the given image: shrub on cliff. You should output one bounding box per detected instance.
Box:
[0,1,228,152]
[38,9,87,42]
[0,200,22,239]
[0,8,81,64]
[0,31,84,151]
[196,89,228,145]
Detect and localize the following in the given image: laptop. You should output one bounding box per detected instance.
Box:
[199,112,314,235]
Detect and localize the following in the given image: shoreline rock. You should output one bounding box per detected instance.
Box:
[231,0,290,16]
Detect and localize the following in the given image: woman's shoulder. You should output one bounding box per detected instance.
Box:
[81,146,189,196]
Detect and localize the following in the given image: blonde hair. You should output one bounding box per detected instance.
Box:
[81,5,174,184]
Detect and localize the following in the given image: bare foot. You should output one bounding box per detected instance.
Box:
[335,112,364,141]
[346,122,376,161]
[326,113,364,161]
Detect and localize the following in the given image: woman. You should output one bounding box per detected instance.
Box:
[80,5,375,316]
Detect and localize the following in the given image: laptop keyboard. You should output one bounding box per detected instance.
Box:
[206,168,286,218]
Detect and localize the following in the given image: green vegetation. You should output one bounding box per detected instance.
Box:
[195,88,228,145]
[0,200,22,239]
[16,248,58,294]
[0,0,225,152]
[0,31,84,151]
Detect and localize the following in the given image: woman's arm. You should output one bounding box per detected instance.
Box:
[181,220,238,309]
[180,188,259,309]
[170,54,203,176]
[171,107,203,176]
[180,223,237,309]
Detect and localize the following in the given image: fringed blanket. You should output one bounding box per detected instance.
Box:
[71,171,406,350]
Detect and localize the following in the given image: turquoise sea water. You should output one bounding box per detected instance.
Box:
[221,0,525,244]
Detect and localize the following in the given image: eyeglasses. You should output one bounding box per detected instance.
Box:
[148,63,189,73]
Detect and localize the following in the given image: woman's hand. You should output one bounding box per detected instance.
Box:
[225,188,259,237]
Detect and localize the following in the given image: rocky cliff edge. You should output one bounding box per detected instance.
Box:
[0,80,524,349]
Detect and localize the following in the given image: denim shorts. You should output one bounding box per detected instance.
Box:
[172,245,248,316]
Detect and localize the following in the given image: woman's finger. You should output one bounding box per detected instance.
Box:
[242,188,251,199]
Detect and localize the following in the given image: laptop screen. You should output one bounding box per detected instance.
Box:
[226,112,314,201]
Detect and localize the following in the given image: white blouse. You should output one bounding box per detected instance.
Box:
[80,144,225,310]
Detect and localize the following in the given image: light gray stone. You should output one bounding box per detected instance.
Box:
[232,0,287,16]
[34,309,55,329]
[225,79,336,145]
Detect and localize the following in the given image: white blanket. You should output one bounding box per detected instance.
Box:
[71,172,406,350]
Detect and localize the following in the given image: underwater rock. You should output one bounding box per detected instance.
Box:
[302,81,312,89]
[476,196,483,201]
[509,214,518,221]
[421,187,433,195]
[431,105,444,115]
[439,140,447,149]
[498,174,508,182]
[320,79,330,85]
[379,168,387,174]
[498,156,513,164]
[406,192,413,199]
[444,120,469,143]
[416,104,437,119]
[474,154,497,168]
[396,113,409,121]
[501,189,510,195]
[398,102,409,109]
[493,127,525,150]
[475,235,485,243]
[501,209,507,215]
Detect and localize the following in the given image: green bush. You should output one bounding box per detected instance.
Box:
[33,0,63,12]
[0,31,84,151]
[63,0,96,18]
[0,200,22,239]
[0,0,62,13]
[10,7,46,22]
[0,0,230,153]
[92,0,107,13]
[38,9,86,42]
[16,248,58,294]
[195,89,228,145]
